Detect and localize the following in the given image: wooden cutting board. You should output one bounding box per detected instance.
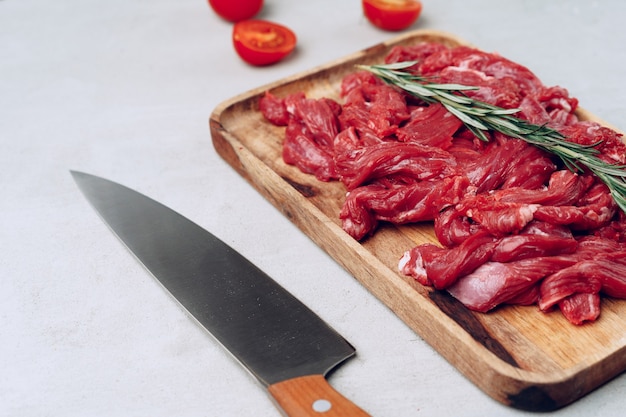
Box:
[209,29,626,411]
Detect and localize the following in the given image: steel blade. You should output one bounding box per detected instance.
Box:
[71,171,355,387]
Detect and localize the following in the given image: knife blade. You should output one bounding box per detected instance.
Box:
[71,171,370,416]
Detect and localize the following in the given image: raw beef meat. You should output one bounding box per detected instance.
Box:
[559,293,601,325]
[282,118,338,181]
[259,41,626,325]
[460,135,553,194]
[399,230,500,289]
[446,256,574,313]
[283,93,341,148]
[401,221,578,291]
[533,181,617,230]
[491,222,578,262]
[259,91,289,126]
[341,175,469,241]
[395,103,463,148]
[561,121,626,165]
[539,249,626,311]
[445,235,620,313]
[335,141,458,190]
[339,72,410,138]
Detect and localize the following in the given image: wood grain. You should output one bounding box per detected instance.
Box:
[209,30,626,411]
[268,375,371,417]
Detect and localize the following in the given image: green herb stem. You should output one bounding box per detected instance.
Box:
[357,61,626,214]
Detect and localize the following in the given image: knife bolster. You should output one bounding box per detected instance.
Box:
[268,374,370,416]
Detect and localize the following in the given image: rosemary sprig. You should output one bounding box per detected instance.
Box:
[357,61,626,214]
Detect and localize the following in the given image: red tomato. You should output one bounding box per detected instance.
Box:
[362,0,423,31]
[208,0,263,22]
[232,20,297,66]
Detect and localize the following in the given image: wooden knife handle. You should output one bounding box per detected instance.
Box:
[268,374,370,416]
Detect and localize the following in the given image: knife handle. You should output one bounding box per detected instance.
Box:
[268,374,370,416]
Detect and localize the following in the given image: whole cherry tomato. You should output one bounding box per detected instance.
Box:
[362,0,423,31]
[232,20,297,66]
[208,0,264,22]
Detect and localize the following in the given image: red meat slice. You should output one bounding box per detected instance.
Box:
[446,255,577,313]
[473,202,537,236]
[402,221,578,290]
[499,143,556,190]
[456,193,538,237]
[560,121,626,165]
[462,136,534,193]
[384,42,448,66]
[395,103,463,149]
[559,293,601,325]
[539,248,626,311]
[600,254,626,298]
[414,45,543,95]
[282,119,338,181]
[446,132,485,166]
[433,204,480,248]
[335,142,458,190]
[519,95,552,127]
[495,170,593,206]
[339,72,411,138]
[538,86,579,127]
[340,70,381,97]
[341,175,470,240]
[437,66,523,109]
[505,284,540,306]
[460,51,543,95]
[413,46,474,77]
[446,172,606,239]
[594,210,626,243]
[533,181,617,230]
[491,221,578,262]
[399,230,499,289]
[259,91,289,126]
[446,235,617,314]
[459,133,555,193]
[283,93,341,148]
[538,265,603,312]
[332,126,385,158]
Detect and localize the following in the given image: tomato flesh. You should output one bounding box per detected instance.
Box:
[363,0,423,31]
[208,0,263,22]
[233,20,297,66]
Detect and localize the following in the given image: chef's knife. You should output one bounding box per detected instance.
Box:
[71,171,370,416]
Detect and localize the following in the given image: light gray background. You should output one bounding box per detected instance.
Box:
[2,0,625,415]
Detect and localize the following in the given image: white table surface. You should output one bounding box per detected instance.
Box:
[2,0,626,415]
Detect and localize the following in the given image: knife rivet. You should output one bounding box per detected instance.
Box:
[312,399,332,413]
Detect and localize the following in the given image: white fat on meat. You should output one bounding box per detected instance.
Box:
[398,250,427,282]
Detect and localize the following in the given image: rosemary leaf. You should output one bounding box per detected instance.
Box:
[442,103,489,131]
[426,83,478,91]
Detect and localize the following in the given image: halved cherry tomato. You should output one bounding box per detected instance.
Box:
[362,0,423,31]
[208,0,263,22]
[232,20,297,66]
